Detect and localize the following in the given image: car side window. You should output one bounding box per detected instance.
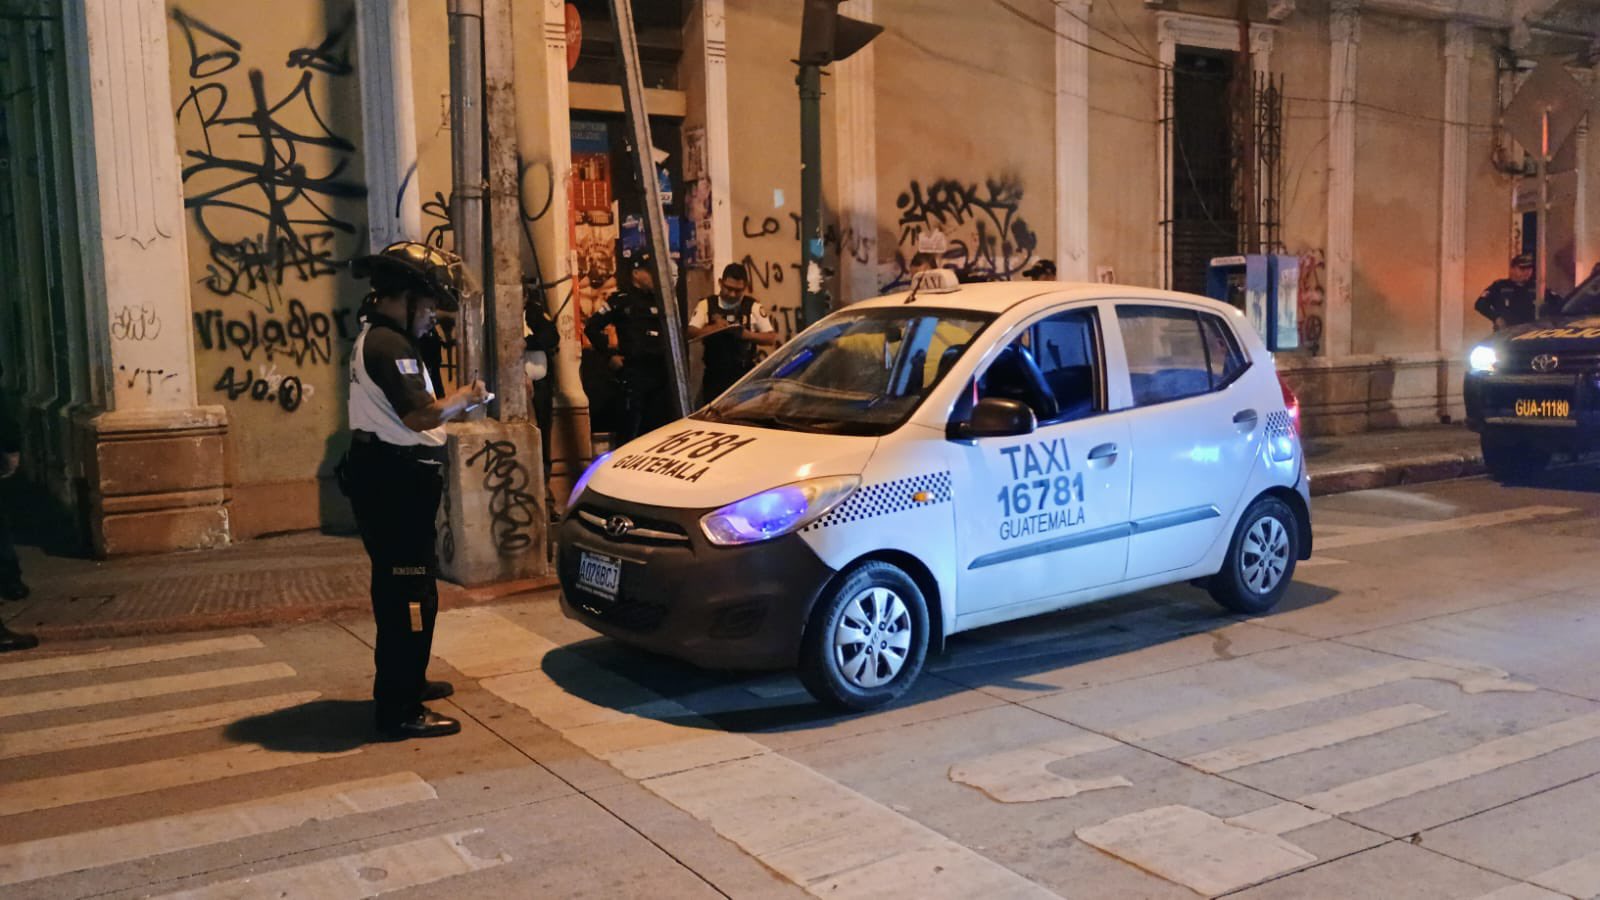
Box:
[964,309,1102,425]
[1117,305,1212,406]
[1200,313,1249,388]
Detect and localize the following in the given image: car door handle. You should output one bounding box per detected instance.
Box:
[1087,442,1118,466]
[1233,408,1258,433]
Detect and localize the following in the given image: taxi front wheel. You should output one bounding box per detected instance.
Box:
[798,562,929,711]
[1208,496,1299,615]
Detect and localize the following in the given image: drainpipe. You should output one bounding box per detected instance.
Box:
[448,0,486,407]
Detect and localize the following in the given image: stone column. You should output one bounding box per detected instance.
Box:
[517,0,590,508]
[1438,22,1472,357]
[356,0,422,250]
[63,0,229,556]
[1325,0,1360,358]
[835,0,878,302]
[1055,0,1090,281]
[703,0,737,286]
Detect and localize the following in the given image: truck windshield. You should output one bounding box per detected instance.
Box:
[695,307,992,436]
[1561,273,1600,316]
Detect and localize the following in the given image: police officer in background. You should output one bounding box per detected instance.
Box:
[1474,253,1565,331]
[343,241,488,740]
[585,249,677,443]
[687,263,780,402]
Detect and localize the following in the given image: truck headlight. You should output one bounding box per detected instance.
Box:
[1468,345,1497,373]
[700,475,860,546]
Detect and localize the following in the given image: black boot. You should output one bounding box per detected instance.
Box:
[421,679,454,701]
[0,579,28,602]
[0,623,38,653]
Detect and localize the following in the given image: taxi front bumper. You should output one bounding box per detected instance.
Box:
[556,491,836,670]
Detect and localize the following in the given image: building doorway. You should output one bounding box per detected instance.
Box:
[1168,47,1238,295]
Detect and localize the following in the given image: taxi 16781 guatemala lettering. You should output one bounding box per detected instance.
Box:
[610,429,757,482]
[995,437,1085,541]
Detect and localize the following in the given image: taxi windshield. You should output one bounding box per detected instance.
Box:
[1560,273,1600,316]
[695,307,992,436]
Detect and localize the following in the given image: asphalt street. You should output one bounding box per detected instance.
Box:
[3,469,1600,898]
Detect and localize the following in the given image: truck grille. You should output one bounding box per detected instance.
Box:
[1502,350,1600,374]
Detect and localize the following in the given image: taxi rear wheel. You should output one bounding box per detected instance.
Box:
[1481,438,1550,483]
[1208,495,1298,615]
[798,561,929,711]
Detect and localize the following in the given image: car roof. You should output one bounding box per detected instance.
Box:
[847,280,1246,319]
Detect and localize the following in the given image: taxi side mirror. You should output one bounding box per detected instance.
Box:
[950,397,1036,440]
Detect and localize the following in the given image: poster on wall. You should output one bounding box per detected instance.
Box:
[571,120,618,349]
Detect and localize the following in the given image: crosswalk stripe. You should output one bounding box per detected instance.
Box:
[1472,884,1567,900]
[0,691,321,761]
[1182,704,1445,774]
[1314,506,1578,551]
[438,608,1054,898]
[152,829,510,900]
[949,734,1129,803]
[1108,658,1531,742]
[0,773,435,887]
[1526,851,1600,897]
[1297,712,1600,815]
[1075,805,1316,897]
[0,744,358,817]
[0,663,296,718]
[0,635,265,683]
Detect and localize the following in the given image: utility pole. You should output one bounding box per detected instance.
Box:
[797,1,881,328]
[447,0,485,412]
[610,0,691,419]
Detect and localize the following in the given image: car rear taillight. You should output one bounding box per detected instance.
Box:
[1278,375,1301,433]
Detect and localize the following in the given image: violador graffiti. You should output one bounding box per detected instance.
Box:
[192,299,355,366]
[212,363,309,413]
[466,440,539,557]
[883,175,1038,290]
[170,7,366,312]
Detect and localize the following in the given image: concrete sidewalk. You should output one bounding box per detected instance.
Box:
[1,424,1484,642]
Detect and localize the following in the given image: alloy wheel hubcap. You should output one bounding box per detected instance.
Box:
[1240,514,1290,595]
[833,586,913,689]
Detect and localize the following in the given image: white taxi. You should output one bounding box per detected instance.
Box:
[558,273,1312,710]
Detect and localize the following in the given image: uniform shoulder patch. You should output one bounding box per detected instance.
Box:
[396,358,421,375]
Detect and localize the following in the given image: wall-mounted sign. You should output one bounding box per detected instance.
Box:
[565,3,582,72]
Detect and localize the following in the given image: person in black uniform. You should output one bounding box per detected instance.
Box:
[1474,253,1565,331]
[342,241,488,740]
[0,386,37,653]
[687,263,780,403]
[584,250,679,442]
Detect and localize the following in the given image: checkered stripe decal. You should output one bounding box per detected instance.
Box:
[804,471,953,532]
[1266,410,1294,438]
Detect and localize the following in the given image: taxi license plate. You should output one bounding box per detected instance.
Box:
[576,550,622,601]
[1514,398,1570,418]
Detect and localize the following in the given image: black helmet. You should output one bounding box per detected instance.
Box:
[351,241,475,312]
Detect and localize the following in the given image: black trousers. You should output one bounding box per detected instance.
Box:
[345,441,444,727]
[701,367,747,405]
[619,368,677,442]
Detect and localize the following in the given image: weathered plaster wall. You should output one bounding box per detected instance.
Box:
[165,0,369,537]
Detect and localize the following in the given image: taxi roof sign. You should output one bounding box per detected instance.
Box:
[905,269,962,302]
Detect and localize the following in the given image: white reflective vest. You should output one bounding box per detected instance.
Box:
[348,324,446,449]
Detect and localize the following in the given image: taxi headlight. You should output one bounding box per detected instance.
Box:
[1468,344,1497,373]
[567,451,613,509]
[700,475,860,546]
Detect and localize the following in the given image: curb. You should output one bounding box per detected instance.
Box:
[1308,452,1486,497]
[22,575,562,642]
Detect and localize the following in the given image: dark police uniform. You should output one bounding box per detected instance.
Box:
[1474,279,1564,330]
[585,286,676,442]
[690,295,777,402]
[344,310,450,731]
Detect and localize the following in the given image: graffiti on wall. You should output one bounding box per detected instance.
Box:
[883,176,1038,290]
[1296,248,1325,354]
[171,6,366,314]
[191,299,356,368]
[110,305,163,342]
[466,440,539,558]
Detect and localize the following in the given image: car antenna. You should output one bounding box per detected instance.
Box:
[904,269,960,303]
